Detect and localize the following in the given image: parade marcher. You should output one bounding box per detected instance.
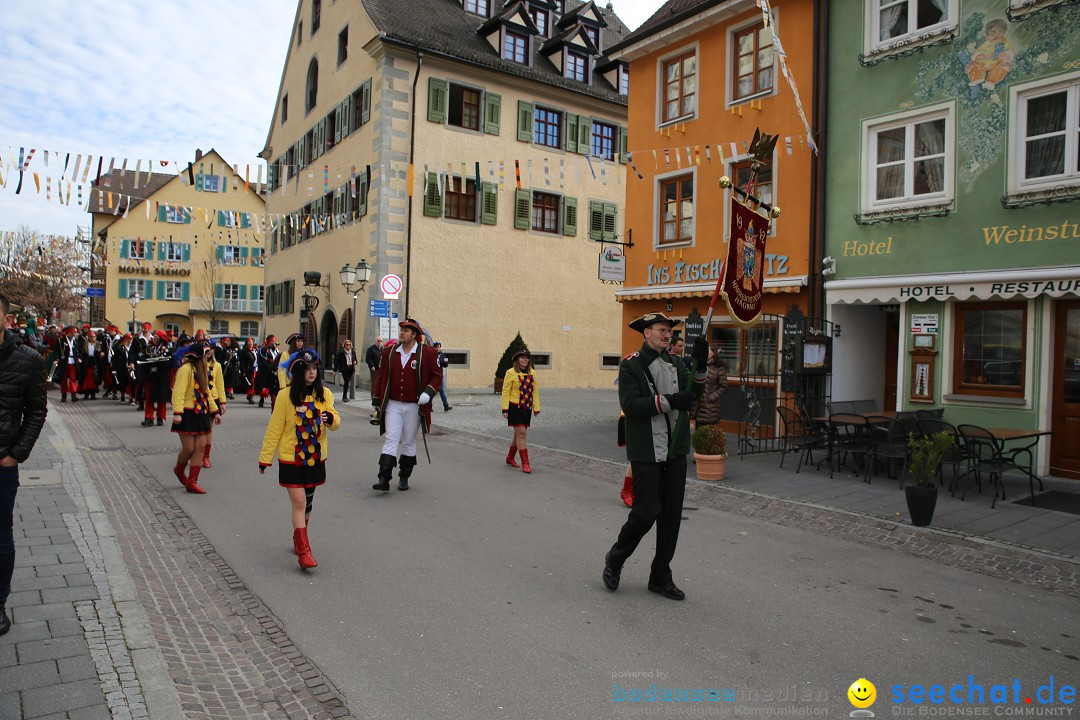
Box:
[501,349,540,474]
[259,349,340,569]
[59,326,81,403]
[215,336,240,399]
[239,337,257,403]
[434,342,452,411]
[202,343,228,469]
[76,329,101,400]
[617,412,633,508]
[139,331,173,426]
[273,334,304,411]
[335,340,357,403]
[371,319,442,492]
[170,341,218,494]
[129,322,153,409]
[254,335,279,408]
[111,334,132,403]
[0,293,49,635]
[365,337,383,404]
[602,312,708,601]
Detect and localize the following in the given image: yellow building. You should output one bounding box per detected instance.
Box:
[89,150,266,338]
[262,0,630,387]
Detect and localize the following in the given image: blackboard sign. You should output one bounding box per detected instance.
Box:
[780,307,803,393]
[683,308,704,346]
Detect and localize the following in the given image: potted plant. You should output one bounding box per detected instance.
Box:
[494,332,528,394]
[905,431,953,527]
[691,424,727,481]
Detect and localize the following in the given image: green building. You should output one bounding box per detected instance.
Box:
[823,0,1080,479]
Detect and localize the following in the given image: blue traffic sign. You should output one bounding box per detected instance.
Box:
[369,299,390,318]
[85,287,105,298]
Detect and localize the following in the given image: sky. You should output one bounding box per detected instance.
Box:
[0,0,664,238]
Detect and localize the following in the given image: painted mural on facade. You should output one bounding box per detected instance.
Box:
[912,4,1079,185]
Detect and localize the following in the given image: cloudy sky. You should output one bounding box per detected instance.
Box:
[0,0,663,237]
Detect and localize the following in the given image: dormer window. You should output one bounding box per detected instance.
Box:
[504,30,528,63]
[466,0,490,16]
[566,49,588,83]
[529,6,548,36]
[583,25,599,51]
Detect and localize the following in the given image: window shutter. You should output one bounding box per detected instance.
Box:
[565,113,579,153]
[340,98,351,139]
[241,212,251,228]
[589,200,603,240]
[216,246,225,263]
[195,173,204,191]
[181,283,190,302]
[298,135,307,167]
[143,282,153,300]
[428,77,448,123]
[578,117,591,155]
[603,202,618,241]
[147,241,156,258]
[484,92,501,135]
[358,175,369,217]
[239,285,248,300]
[120,239,130,259]
[361,78,371,124]
[618,126,628,164]
[156,281,165,300]
[157,206,167,222]
[214,284,224,300]
[423,172,442,217]
[182,243,191,262]
[241,247,250,261]
[118,279,128,299]
[183,207,191,224]
[514,188,531,230]
[517,100,534,142]
[217,210,228,227]
[562,196,578,236]
[481,182,498,225]
[156,242,165,261]
[334,107,343,144]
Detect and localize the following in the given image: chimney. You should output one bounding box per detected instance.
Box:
[195,148,203,161]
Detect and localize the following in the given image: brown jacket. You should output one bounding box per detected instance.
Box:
[693,359,728,426]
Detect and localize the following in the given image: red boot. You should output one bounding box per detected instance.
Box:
[520,449,532,474]
[620,473,634,508]
[506,445,519,468]
[186,465,207,494]
[173,463,187,487]
[202,444,212,468]
[293,527,318,569]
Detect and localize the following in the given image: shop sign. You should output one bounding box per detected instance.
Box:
[116,263,191,277]
[910,314,939,334]
[646,254,789,286]
[598,247,625,282]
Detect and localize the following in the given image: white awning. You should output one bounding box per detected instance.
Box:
[615,275,808,302]
[825,266,1080,304]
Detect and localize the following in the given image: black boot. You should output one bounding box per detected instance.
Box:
[373,454,396,491]
[398,455,417,491]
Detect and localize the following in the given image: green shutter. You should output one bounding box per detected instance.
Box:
[565,113,578,153]
[240,247,250,260]
[241,212,251,228]
[183,207,191,224]
[156,242,165,260]
[428,77,447,123]
[603,203,618,241]
[333,107,342,144]
[142,282,152,300]
[157,206,167,222]
[182,243,191,262]
[118,278,128,299]
[120,239,130,259]
[217,210,227,227]
[578,117,591,155]
[156,280,165,300]
[216,246,225,263]
[513,188,531,230]
[181,283,190,302]
[562,196,578,236]
[517,100,534,142]
[423,172,441,217]
[358,175,368,217]
[481,182,498,225]
[147,241,155,258]
[214,284,224,299]
[618,126,628,164]
[239,285,248,300]
[361,78,371,124]
[589,200,603,240]
[484,92,501,135]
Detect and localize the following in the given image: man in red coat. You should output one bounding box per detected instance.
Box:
[371,319,442,491]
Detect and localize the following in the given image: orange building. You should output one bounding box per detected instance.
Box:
[607,0,819,433]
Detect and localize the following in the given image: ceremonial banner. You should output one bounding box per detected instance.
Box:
[720,197,770,325]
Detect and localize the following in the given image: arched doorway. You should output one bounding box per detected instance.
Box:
[320,309,338,382]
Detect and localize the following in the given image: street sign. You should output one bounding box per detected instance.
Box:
[84,287,105,298]
[379,313,399,340]
[369,299,390,318]
[380,274,402,299]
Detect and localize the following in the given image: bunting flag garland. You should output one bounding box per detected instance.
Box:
[626,152,644,180]
[754,0,817,154]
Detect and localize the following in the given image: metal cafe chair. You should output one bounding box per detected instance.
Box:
[864,415,909,485]
[913,417,969,491]
[955,425,1040,509]
[777,406,826,473]
[825,413,873,479]
[852,399,879,413]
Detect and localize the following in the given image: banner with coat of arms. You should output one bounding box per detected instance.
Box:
[720,197,771,326]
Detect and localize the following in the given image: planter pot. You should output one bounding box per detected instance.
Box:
[693,453,727,481]
[905,484,938,527]
[494,376,504,395]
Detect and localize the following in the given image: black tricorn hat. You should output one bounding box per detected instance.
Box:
[628,312,681,333]
[284,333,304,346]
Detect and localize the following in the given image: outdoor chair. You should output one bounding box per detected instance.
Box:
[913,417,968,490]
[852,399,879,413]
[896,411,920,437]
[824,413,873,479]
[955,425,1039,508]
[864,415,909,484]
[914,408,945,420]
[777,406,826,473]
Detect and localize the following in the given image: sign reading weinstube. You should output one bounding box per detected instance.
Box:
[910,314,939,334]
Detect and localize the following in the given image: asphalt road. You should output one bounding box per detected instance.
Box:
[96,396,1079,720]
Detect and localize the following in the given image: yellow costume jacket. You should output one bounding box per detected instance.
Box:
[501,370,541,412]
[259,390,341,467]
[171,364,220,416]
[207,358,227,408]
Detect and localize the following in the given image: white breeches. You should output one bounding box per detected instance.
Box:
[382,399,420,457]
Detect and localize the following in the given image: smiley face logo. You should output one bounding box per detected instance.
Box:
[847,678,876,709]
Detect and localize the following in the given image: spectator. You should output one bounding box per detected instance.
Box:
[365,337,383,404]
[433,342,452,411]
[335,340,357,403]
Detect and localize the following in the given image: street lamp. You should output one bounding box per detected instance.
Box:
[339,259,372,398]
[128,292,141,334]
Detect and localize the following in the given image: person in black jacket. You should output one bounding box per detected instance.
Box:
[0,293,48,635]
[364,337,383,404]
[335,340,357,403]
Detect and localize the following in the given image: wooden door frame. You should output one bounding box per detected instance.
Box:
[1050,299,1080,480]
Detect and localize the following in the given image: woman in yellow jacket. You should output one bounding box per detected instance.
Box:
[501,349,540,474]
[259,349,340,570]
[201,343,228,469]
[171,341,219,494]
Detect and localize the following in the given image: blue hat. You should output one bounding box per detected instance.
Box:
[284,348,321,379]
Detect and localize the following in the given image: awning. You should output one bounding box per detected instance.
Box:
[615,275,808,303]
[825,266,1080,305]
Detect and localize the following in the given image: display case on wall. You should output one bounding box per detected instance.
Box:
[909,349,937,403]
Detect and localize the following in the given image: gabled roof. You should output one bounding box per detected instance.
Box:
[478,0,540,36]
[360,0,630,103]
[556,0,608,29]
[540,23,599,56]
[606,0,726,55]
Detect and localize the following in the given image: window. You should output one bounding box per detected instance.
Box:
[503,30,528,64]
[732,158,773,209]
[953,302,1026,398]
[442,350,470,368]
[210,320,230,336]
[165,205,187,224]
[163,282,183,301]
[534,106,562,148]
[592,121,615,160]
[221,246,242,265]
[530,352,552,369]
[306,59,319,112]
[297,21,303,47]
[619,66,629,95]
[350,80,371,132]
[130,280,149,300]
[338,26,348,65]
[529,6,548,36]
[197,174,220,192]
[164,242,184,262]
[311,0,321,33]
[445,177,477,222]
[129,239,152,260]
[448,84,481,131]
[240,321,260,339]
[875,0,948,45]
[566,50,588,83]
[662,51,697,123]
[583,26,600,51]
[465,0,489,15]
[601,354,621,369]
[733,25,774,101]
[220,284,242,312]
[281,95,288,124]
[659,174,694,245]
[532,192,560,233]
[867,107,951,207]
[164,322,181,336]
[1015,78,1080,189]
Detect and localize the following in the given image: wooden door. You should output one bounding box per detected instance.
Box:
[884,311,899,410]
[1050,300,1080,480]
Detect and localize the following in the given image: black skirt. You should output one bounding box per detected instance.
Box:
[506,403,533,427]
[171,409,212,435]
[278,462,327,488]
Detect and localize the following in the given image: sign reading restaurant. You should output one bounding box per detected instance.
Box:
[825,268,1080,305]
